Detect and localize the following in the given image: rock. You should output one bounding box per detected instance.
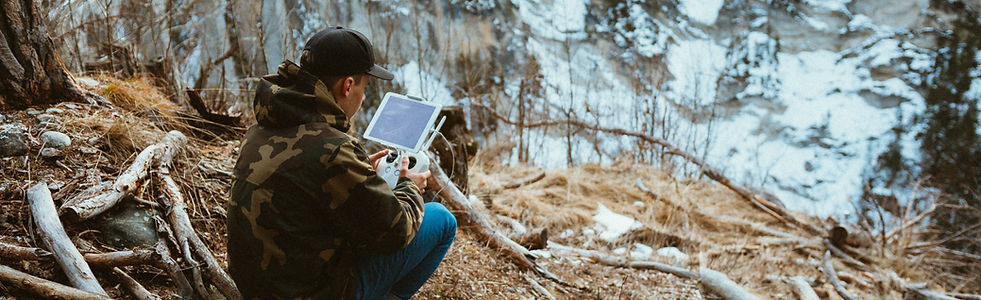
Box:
[26,109,42,115]
[36,114,55,122]
[40,131,71,150]
[40,148,61,158]
[44,108,65,114]
[100,202,160,249]
[0,123,29,157]
[656,247,689,264]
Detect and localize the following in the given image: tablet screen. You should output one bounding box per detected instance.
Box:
[364,93,440,151]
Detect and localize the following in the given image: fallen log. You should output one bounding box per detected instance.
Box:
[430,161,573,288]
[112,267,160,300]
[548,243,697,280]
[27,183,107,296]
[59,143,162,221]
[699,267,761,300]
[154,130,242,300]
[0,264,111,300]
[822,251,857,300]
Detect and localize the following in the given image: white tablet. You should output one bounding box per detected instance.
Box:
[363,92,443,152]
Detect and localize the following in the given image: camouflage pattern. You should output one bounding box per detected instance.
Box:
[227,60,425,299]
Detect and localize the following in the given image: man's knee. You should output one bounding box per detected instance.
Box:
[424,202,457,241]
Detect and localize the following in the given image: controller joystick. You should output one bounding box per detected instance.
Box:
[376,151,429,189]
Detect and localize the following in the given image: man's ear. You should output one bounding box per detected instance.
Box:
[341,76,355,97]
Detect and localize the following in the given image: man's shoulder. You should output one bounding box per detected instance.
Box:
[234,123,358,185]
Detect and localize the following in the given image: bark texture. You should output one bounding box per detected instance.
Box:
[0,0,84,109]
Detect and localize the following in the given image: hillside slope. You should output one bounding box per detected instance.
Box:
[1,77,975,299]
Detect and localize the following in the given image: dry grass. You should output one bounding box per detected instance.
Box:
[418,155,981,299]
[1,76,977,299]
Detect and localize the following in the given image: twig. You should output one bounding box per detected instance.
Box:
[0,240,52,260]
[0,264,111,300]
[27,183,107,296]
[112,267,160,300]
[503,172,546,189]
[699,267,761,300]
[822,251,857,300]
[524,274,556,300]
[83,249,158,268]
[788,276,819,300]
[822,239,869,271]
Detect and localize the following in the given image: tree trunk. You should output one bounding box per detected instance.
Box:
[0,0,85,109]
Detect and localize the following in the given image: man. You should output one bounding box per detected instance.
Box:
[227,27,457,300]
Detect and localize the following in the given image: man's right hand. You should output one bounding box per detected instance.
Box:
[399,156,430,192]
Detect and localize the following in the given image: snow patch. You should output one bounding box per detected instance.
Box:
[592,203,642,242]
[678,0,724,25]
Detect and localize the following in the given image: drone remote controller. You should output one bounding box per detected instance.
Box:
[376,151,429,188]
[363,92,445,190]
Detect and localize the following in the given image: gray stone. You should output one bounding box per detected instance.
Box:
[40,131,71,150]
[36,114,55,122]
[0,123,29,157]
[100,202,159,249]
[40,148,61,158]
[44,108,65,114]
[26,109,42,115]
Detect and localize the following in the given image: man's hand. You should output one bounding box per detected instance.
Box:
[368,149,390,171]
[399,156,431,192]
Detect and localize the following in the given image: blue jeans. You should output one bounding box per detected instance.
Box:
[355,202,457,300]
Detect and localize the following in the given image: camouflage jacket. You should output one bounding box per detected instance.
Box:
[227,61,425,299]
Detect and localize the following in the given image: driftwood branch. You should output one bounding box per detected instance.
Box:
[822,251,856,300]
[503,171,546,189]
[430,160,574,288]
[474,103,823,236]
[0,264,111,300]
[0,240,52,260]
[788,276,819,300]
[185,89,241,126]
[154,130,242,300]
[548,243,697,280]
[112,267,160,300]
[59,141,164,221]
[524,274,556,300]
[27,183,107,296]
[83,249,157,268]
[699,267,761,300]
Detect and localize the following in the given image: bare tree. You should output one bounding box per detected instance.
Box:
[0,0,85,109]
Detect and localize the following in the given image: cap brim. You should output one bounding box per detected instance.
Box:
[367,64,394,81]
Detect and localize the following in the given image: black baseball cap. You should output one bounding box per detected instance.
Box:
[301,27,394,81]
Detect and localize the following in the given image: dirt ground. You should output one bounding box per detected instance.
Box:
[1,76,977,299]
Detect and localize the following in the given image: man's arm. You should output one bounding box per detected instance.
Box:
[314,141,425,254]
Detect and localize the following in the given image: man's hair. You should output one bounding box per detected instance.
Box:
[300,49,366,88]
